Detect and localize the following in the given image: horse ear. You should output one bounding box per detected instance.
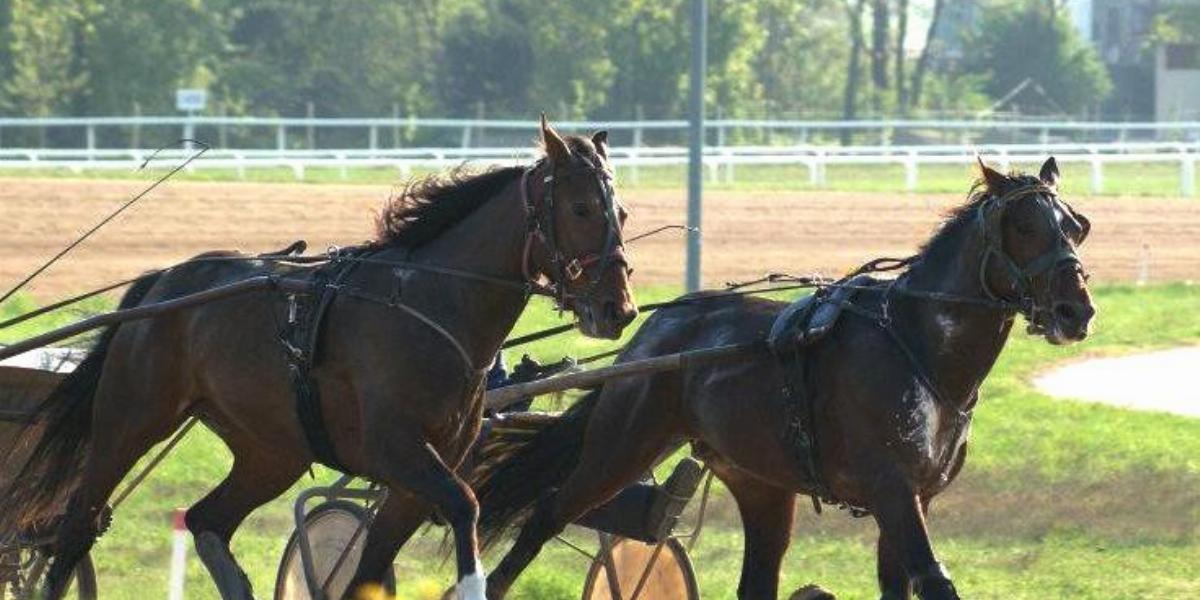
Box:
[977,156,1008,191]
[591,130,609,158]
[541,114,570,163]
[1039,156,1060,188]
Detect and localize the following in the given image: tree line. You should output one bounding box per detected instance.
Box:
[0,0,1111,124]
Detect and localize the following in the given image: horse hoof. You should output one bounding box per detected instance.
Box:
[790,583,836,600]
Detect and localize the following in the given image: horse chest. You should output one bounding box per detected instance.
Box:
[886,386,971,489]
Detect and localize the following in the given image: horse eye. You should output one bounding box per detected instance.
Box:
[571,202,589,217]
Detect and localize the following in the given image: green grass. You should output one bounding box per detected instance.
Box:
[2,159,1195,197]
[1,284,1198,599]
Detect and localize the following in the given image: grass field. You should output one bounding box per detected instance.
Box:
[0,159,1195,197]
[1,283,1197,599]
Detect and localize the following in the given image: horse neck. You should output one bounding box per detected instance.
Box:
[402,176,532,366]
[894,225,1016,412]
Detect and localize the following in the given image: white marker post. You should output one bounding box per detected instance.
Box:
[168,508,188,600]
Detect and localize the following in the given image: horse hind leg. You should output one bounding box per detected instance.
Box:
[185,440,308,600]
[716,468,798,600]
[40,400,187,599]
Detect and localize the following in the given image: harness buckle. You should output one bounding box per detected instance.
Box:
[286,294,299,325]
[564,258,584,281]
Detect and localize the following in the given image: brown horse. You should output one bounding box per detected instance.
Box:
[1,118,638,600]
[471,158,1095,599]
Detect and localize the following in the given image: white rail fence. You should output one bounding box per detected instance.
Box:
[3,116,1200,151]
[0,141,1195,196]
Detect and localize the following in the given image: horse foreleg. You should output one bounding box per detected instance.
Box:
[368,437,484,600]
[345,491,431,598]
[876,531,911,600]
[872,485,958,600]
[186,447,307,600]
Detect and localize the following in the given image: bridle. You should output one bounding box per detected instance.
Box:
[520,156,628,310]
[853,182,1089,415]
[974,183,1087,329]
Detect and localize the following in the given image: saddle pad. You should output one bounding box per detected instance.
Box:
[767,275,870,354]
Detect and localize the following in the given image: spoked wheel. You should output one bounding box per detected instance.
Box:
[274,500,395,600]
[582,537,699,600]
[0,548,97,600]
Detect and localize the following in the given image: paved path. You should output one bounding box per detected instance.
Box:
[1034,347,1200,417]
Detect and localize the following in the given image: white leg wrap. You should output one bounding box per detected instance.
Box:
[456,560,487,600]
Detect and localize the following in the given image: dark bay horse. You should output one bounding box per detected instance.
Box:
[2,119,638,600]
[471,159,1095,599]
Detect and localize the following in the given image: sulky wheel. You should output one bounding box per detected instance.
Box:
[0,548,97,600]
[582,537,699,600]
[274,500,394,600]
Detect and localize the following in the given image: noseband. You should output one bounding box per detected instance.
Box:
[975,184,1086,323]
[520,158,627,309]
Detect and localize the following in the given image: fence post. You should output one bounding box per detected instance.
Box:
[392,103,401,148]
[218,105,228,149]
[276,125,286,152]
[306,102,316,149]
[1181,153,1196,198]
[632,105,644,185]
[1089,156,1103,195]
[132,102,141,149]
[904,152,918,192]
[369,125,378,153]
[168,509,188,600]
[86,124,95,154]
[183,116,195,151]
[716,106,726,148]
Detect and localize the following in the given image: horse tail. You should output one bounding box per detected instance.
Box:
[470,389,601,550]
[0,271,162,536]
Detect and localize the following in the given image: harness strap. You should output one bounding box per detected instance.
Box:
[337,286,483,373]
[282,256,363,473]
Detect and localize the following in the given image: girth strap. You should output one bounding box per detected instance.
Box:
[280,256,363,473]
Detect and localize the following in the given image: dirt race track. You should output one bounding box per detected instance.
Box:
[2,178,1198,299]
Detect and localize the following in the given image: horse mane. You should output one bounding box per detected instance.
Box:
[917,172,1043,256]
[374,165,526,248]
[374,134,601,248]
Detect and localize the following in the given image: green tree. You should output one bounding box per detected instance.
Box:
[601,0,688,119]
[598,0,765,121]
[964,0,1111,116]
[0,0,88,116]
[436,2,534,117]
[220,0,426,118]
[1148,1,1200,45]
[512,0,614,119]
[78,0,227,115]
[754,0,849,117]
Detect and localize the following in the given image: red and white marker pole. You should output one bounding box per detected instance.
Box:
[169,508,188,600]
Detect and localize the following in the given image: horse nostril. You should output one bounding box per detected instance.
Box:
[620,304,638,326]
[603,301,619,323]
[1054,302,1078,322]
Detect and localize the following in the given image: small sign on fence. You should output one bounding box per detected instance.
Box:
[175,89,208,113]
